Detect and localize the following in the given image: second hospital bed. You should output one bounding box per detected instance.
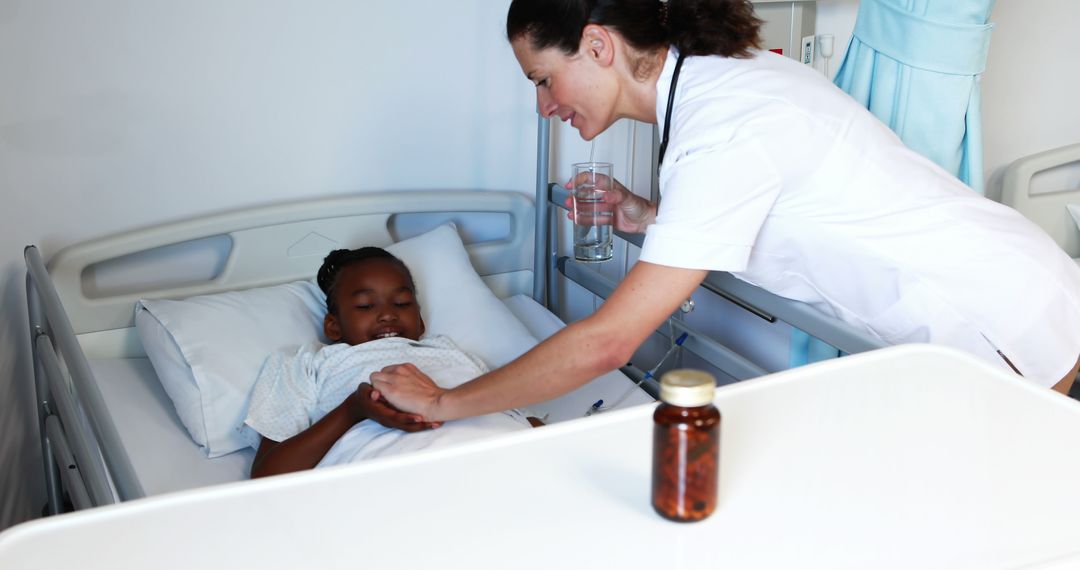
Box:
[1001,142,1080,266]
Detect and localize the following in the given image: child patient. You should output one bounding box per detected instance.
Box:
[245,247,533,478]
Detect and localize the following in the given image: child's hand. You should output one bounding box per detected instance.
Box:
[348,383,442,432]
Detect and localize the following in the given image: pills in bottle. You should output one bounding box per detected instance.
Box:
[651,369,721,522]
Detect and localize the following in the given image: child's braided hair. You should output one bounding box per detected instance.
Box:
[316,247,415,314]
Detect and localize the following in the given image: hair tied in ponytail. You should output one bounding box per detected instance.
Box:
[507,0,760,60]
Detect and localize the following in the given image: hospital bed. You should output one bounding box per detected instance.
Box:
[24,115,887,516]
[1001,142,1080,264]
[24,189,658,512]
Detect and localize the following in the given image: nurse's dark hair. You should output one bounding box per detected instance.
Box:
[316,247,415,315]
[507,0,762,58]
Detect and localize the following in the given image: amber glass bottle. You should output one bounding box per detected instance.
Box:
[651,369,721,522]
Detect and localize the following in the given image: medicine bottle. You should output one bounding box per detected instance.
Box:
[651,369,721,522]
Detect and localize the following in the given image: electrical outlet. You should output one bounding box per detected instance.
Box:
[801,35,815,66]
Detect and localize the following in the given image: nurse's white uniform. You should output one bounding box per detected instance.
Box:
[640,48,1080,387]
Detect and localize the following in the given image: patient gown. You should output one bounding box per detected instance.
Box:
[243,335,530,465]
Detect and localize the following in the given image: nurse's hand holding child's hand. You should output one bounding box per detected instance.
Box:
[563,174,656,234]
[371,363,446,421]
[350,382,441,432]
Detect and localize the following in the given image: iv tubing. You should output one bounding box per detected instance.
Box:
[586,332,688,416]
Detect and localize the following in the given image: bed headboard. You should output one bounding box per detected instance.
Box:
[47,190,533,356]
[1001,143,1080,257]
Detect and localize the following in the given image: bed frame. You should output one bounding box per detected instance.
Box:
[24,113,886,516]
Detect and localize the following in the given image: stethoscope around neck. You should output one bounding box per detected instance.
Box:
[656,52,686,175]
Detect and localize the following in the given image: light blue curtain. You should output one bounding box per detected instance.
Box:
[833,0,996,193]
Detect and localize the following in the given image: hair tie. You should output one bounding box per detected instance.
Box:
[659,0,670,28]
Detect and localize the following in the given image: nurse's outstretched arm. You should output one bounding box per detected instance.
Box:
[372,262,708,422]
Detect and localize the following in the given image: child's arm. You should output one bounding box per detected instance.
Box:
[250,383,439,478]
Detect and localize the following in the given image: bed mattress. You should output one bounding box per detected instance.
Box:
[88,358,254,497]
[87,294,651,498]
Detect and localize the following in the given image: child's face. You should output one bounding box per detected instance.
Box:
[323,258,425,345]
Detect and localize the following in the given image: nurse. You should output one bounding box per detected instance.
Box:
[373,0,1080,418]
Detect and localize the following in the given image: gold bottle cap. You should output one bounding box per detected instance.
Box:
[659,369,716,407]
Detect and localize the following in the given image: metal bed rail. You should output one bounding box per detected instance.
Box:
[25,245,145,513]
[533,112,552,304]
[26,273,62,515]
[546,182,887,355]
[555,254,768,381]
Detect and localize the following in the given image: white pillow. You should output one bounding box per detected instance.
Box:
[387,224,537,370]
[136,223,537,457]
[137,281,327,457]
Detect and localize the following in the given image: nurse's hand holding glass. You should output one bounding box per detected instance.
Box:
[564,171,655,234]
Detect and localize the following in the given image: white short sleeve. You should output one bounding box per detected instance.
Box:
[244,342,323,445]
[641,138,781,271]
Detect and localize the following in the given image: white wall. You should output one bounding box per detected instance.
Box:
[0,0,535,530]
[982,0,1080,198]
[813,0,859,79]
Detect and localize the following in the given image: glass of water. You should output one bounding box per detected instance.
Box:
[572,162,614,263]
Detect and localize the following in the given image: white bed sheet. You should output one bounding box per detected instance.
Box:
[88,358,254,497]
[86,294,652,498]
